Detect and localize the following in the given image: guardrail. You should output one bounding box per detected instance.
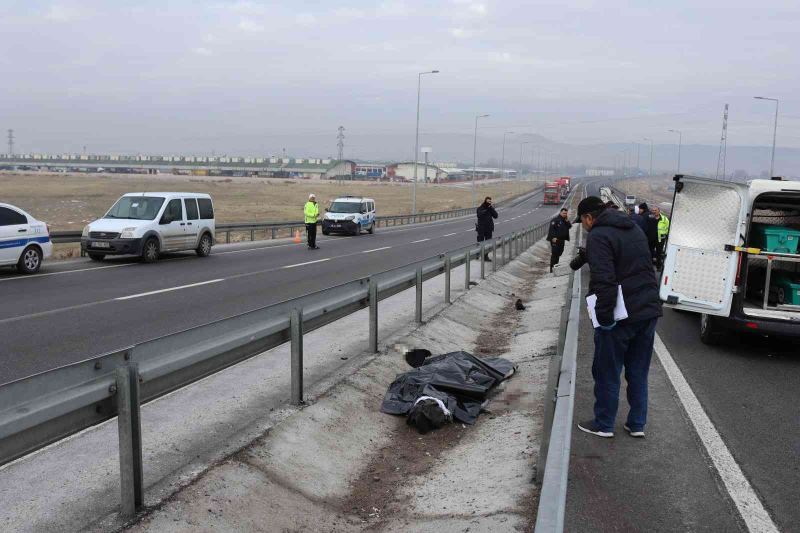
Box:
[534,188,584,533]
[48,187,542,245]
[0,196,560,519]
[534,258,581,532]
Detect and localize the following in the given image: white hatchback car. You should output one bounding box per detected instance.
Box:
[81,192,215,263]
[0,203,53,274]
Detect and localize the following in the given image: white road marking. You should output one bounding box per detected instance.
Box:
[280,258,331,269]
[411,238,430,243]
[361,246,391,254]
[116,279,224,301]
[653,334,778,533]
[443,232,457,237]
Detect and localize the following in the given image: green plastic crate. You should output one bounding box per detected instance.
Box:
[771,274,800,305]
[751,224,800,254]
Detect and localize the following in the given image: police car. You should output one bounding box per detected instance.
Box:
[322,196,376,236]
[0,203,53,274]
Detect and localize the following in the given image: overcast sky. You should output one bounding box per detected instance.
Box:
[2,0,799,157]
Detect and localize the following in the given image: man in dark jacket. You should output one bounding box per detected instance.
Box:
[476,197,498,261]
[547,207,571,272]
[574,196,662,439]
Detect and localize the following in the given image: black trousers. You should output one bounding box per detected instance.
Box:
[306,223,317,248]
[477,229,492,242]
[550,240,565,267]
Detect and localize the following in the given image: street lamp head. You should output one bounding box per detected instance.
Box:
[431,70,439,73]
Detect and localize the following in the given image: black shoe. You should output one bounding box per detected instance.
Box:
[577,419,613,438]
[484,255,492,262]
[623,424,645,438]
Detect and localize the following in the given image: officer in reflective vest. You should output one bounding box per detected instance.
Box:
[304,194,320,249]
[651,206,670,269]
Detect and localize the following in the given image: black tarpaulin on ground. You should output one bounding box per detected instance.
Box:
[380,351,516,426]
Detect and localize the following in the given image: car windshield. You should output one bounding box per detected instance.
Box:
[105,196,165,220]
[329,201,362,213]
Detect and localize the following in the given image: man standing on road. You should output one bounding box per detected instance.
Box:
[547,207,571,273]
[574,196,662,439]
[476,196,498,261]
[304,194,320,250]
[651,206,670,270]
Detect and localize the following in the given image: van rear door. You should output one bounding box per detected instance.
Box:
[660,176,748,316]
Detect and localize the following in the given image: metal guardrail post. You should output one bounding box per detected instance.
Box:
[415,267,423,324]
[369,278,378,353]
[492,239,497,272]
[480,243,485,279]
[116,363,143,518]
[290,308,303,405]
[464,250,471,290]
[226,230,231,244]
[271,228,277,239]
[444,255,451,303]
[501,237,506,265]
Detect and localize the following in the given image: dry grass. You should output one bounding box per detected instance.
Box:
[0,172,540,231]
[616,176,674,208]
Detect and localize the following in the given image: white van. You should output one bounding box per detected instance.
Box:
[81,192,215,263]
[322,196,376,236]
[660,175,800,344]
[0,203,52,274]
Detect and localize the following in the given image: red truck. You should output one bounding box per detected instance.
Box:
[558,176,571,199]
[543,181,562,205]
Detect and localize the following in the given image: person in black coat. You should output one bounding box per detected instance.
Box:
[547,207,572,272]
[476,197,498,261]
[573,196,662,439]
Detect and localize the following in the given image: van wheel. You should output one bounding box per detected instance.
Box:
[142,237,160,263]
[367,223,375,234]
[196,233,212,257]
[699,313,724,345]
[88,253,105,262]
[17,246,42,274]
[352,226,360,236]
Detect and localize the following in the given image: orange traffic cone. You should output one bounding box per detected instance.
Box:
[294,229,302,243]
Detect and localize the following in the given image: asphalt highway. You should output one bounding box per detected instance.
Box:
[0,188,564,384]
[586,179,800,530]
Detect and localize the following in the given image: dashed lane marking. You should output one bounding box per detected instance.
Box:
[361,246,392,254]
[280,258,331,269]
[411,238,430,243]
[116,279,224,301]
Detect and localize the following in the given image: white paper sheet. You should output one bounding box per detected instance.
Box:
[586,285,629,328]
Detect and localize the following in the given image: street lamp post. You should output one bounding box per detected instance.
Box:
[412,70,439,215]
[667,129,682,174]
[634,142,640,175]
[518,141,531,194]
[472,113,490,207]
[643,138,653,176]
[500,131,514,185]
[754,96,779,177]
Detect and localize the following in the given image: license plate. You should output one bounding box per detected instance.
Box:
[92,241,111,248]
[329,224,342,228]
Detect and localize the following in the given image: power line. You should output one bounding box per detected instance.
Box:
[715,104,728,180]
[7,129,14,156]
[337,126,345,160]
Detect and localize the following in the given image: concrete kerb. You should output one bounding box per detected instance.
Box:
[125,235,573,532]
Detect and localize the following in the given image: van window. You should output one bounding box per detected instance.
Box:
[361,202,368,213]
[198,198,214,219]
[162,199,183,223]
[369,202,375,211]
[185,198,199,220]
[105,196,165,221]
[0,206,27,226]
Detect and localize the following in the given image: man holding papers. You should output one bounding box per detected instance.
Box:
[573,196,662,439]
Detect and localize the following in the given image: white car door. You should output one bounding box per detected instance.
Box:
[159,199,186,251]
[659,176,749,316]
[0,206,30,265]
[183,198,200,249]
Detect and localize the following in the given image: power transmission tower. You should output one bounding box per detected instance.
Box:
[337,126,345,160]
[7,129,14,156]
[715,104,728,180]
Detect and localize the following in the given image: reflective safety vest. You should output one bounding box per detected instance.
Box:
[304,201,319,224]
[657,214,670,242]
